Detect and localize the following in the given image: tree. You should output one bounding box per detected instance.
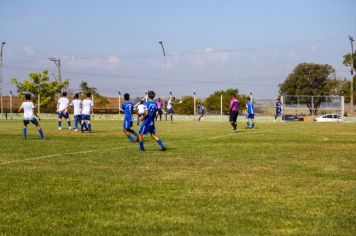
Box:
[173,96,203,115]
[337,77,356,104]
[278,63,338,115]
[11,69,69,112]
[79,81,110,107]
[342,51,356,70]
[205,88,247,114]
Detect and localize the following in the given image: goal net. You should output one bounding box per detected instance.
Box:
[281,95,345,123]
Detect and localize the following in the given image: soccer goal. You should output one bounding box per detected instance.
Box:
[281,95,345,123]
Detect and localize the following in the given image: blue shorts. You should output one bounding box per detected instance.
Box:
[200,111,204,115]
[139,124,155,135]
[58,112,69,119]
[82,115,91,121]
[74,115,82,120]
[168,109,173,114]
[23,119,38,125]
[123,120,133,129]
[276,111,283,115]
[246,114,254,119]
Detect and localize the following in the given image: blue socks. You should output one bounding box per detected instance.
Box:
[139,141,144,150]
[198,117,201,122]
[128,135,134,141]
[38,129,44,139]
[282,117,284,121]
[67,121,71,127]
[88,124,91,132]
[247,121,250,127]
[58,121,61,128]
[157,139,164,147]
[170,115,173,120]
[252,123,255,128]
[81,124,84,131]
[137,118,139,124]
[132,131,138,137]
[23,128,26,138]
[75,120,78,129]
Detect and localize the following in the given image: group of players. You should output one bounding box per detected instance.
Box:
[19,90,285,150]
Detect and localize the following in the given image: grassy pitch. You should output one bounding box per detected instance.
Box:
[0,119,355,235]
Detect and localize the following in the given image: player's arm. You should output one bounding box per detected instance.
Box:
[91,106,94,117]
[18,107,23,112]
[246,105,249,115]
[56,102,59,113]
[65,103,72,110]
[32,108,40,120]
[81,105,83,115]
[140,110,149,121]
[134,108,139,116]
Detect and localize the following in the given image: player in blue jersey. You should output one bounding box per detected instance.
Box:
[274,98,284,122]
[138,91,167,152]
[245,97,255,129]
[197,103,205,122]
[120,93,139,143]
[18,94,45,140]
[81,93,94,133]
[57,92,72,130]
[65,93,83,131]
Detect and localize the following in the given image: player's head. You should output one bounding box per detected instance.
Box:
[75,93,79,99]
[148,91,155,100]
[277,98,280,101]
[62,92,67,97]
[247,97,250,101]
[231,94,236,98]
[158,98,161,101]
[25,94,31,100]
[86,92,91,98]
[140,100,143,104]
[124,93,130,101]
[198,103,201,105]
[171,97,175,101]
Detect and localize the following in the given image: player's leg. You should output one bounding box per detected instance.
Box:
[281,113,284,122]
[58,112,62,130]
[198,114,201,122]
[32,119,45,139]
[170,110,174,123]
[81,116,86,133]
[274,113,278,122]
[23,121,28,139]
[66,114,72,129]
[137,115,140,125]
[151,132,167,151]
[88,120,91,133]
[245,115,250,128]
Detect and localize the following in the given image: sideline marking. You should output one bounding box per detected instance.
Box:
[0,130,275,165]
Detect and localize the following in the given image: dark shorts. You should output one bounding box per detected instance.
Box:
[168,109,173,114]
[229,110,239,122]
[82,115,91,121]
[139,124,155,135]
[58,112,69,119]
[74,115,82,120]
[158,109,163,115]
[24,119,38,125]
[246,114,254,119]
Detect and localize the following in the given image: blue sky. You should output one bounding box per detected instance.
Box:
[1,0,355,99]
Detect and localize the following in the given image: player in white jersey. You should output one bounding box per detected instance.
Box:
[166,97,180,123]
[81,92,94,133]
[18,94,45,140]
[65,93,82,131]
[137,100,145,125]
[57,92,72,130]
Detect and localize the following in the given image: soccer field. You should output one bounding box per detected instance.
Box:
[0,120,355,235]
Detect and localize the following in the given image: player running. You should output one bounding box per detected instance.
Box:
[274,98,284,122]
[81,93,94,133]
[57,92,72,130]
[65,93,82,131]
[167,97,181,123]
[121,93,139,143]
[19,94,45,140]
[197,103,205,122]
[228,94,239,132]
[137,100,145,125]
[245,97,255,129]
[155,98,164,121]
[138,91,167,152]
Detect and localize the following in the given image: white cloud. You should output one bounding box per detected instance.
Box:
[54,16,69,22]
[58,56,123,70]
[22,46,35,55]
[308,46,317,54]
[289,51,299,59]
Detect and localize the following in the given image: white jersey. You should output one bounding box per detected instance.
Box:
[58,97,69,112]
[137,104,145,114]
[167,100,174,109]
[82,99,94,115]
[21,101,35,120]
[70,99,82,116]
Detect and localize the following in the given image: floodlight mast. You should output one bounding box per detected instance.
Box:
[159,42,166,120]
[1,42,5,119]
[250,91,253,103]
[349,36,354,117]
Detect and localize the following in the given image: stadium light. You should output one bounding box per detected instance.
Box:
[145,90,148,102]
[158,42,166,120]
[250,91,253,103]
[118,90,121,115]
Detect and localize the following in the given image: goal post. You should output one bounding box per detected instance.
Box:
[282,95,344,123]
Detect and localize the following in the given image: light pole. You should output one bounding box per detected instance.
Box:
[118,90,121,115]
[193,91,196,116]
[349,36,354,117]
[159,42,166,114]
[1,42,6,119]
[145,90,148,102]
[250,91,253,103]
[10,90,12,114]
[220,91,223,116]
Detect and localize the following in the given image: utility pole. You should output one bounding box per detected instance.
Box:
[118,90,121,115]
[193,91,196,116]
[1,42,5,119]
[349,36,354,117]
[10,90,12,114]
[49,58,61,98]
[159,42,166,116]
[220,91,223,116]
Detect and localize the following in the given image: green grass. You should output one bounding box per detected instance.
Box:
[0,119,355,235]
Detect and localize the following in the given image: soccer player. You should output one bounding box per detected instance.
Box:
[19,94,45,140]
[57,92,72,130]
[65,93,82,131]
[137,100,145,125]
[197,103,205,122]
[245,97,255,129]
[167,97,180,123]
[228,94,239,132]
[81,92,94,133]
[155,98,164,121]
[121,93,139,142]
[138,91,167,152]
[274,98,284,122]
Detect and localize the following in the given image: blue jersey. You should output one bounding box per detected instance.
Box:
[246,101,254,114]
[142,101,157,126]
[198,105,204,113]
[275,102,283,112]
[121,102,135,121]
